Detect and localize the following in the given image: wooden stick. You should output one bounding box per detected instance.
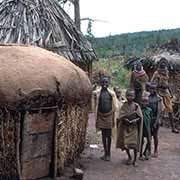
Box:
[53,111,58,178]
[15,112,22,179]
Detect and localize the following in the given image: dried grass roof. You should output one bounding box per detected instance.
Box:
[125,51,180,74]
[0,0,97,63]
[0,44,92,107]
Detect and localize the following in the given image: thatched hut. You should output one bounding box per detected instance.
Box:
[0,44,91,179]
[0,0,97,77]
[125,51,180,94]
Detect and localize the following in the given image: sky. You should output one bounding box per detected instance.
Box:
[64,0,180,37]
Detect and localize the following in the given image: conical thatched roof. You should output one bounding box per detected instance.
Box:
[0,44,92,108]
[0,0,96,63]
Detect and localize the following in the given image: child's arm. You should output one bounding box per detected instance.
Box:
[155,97,165,126]
[123,118,131,123]
[129,117,140,124]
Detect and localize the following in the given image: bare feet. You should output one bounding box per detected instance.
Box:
[126,158,132,165]
[145,155,149,160]
[100,155,111,161]
[100,155,107,161]
[139,156,144,161]
[133,161,138,167]
[172,129,179,134]
[105,156,111,161]
[152,152,158,158]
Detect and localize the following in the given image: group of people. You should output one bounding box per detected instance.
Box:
[93,58,179,166]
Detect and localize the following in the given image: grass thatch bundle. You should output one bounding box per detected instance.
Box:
[0,44,91,179]
[0,0,96,63]
[57,105,88,173]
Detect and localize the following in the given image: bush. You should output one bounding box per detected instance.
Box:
[93,58,130,89]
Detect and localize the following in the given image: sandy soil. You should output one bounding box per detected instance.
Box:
[82,113,180,180]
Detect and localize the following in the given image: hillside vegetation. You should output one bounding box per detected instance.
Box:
[88,28,180,58]
[93,59,130,89]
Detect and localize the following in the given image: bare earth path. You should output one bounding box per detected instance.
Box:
[82,113,180,180]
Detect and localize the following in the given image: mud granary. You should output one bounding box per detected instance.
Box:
[0,44,92,179]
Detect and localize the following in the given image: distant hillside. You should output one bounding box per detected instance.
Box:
[88,28,180,58]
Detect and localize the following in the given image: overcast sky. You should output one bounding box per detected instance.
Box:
[65,0,180,37]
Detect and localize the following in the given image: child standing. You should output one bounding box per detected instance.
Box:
[148,82,164,157]
[116,89,143,166]
[139,95,152,160]
[93,76,118,161]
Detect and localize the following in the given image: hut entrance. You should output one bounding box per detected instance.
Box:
[20,111,56,179]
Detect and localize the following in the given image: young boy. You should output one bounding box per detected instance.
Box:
[139,95,152,160]
[93,76,118,161]
[148,82,164,157]
[116,89,143,166]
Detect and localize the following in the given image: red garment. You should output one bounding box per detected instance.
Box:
[133,69,146,78]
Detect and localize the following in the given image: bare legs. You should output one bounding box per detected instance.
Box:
[169,112,179,133]
[101,129,112,161]
[151,127,159,157]
[125,148,137,166]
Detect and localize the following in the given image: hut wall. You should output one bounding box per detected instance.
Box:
[57,104,88,174]
[0,106,89,179]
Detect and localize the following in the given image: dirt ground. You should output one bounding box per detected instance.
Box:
[81,113,180,180]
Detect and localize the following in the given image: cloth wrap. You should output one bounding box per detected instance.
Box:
[116,102,143,151]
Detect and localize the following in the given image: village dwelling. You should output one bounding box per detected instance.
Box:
[0,0,97,78]
[0,44,92,180]
[125,51,180,94]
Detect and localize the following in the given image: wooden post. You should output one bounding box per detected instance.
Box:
[74,0,81,31]
[53,111,58,178]
[15,112,22,179]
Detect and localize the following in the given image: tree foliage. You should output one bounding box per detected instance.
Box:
[93,59,130,88]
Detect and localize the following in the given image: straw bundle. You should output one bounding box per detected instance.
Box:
[0,112,19,179]
[57,105,88,173]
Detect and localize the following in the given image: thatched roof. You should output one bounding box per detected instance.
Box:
[125,51,180,74]
[0,44,92,108]
[0,0,97,63]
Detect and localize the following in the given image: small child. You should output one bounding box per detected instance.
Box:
[116,89,143,166]
[139,95,152,160]
[148,82,164,157]
[113,86,125,103]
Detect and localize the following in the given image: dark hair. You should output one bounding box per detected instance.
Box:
[158,57,168,69]
[100,76,110,83]
[125,89,135,96]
